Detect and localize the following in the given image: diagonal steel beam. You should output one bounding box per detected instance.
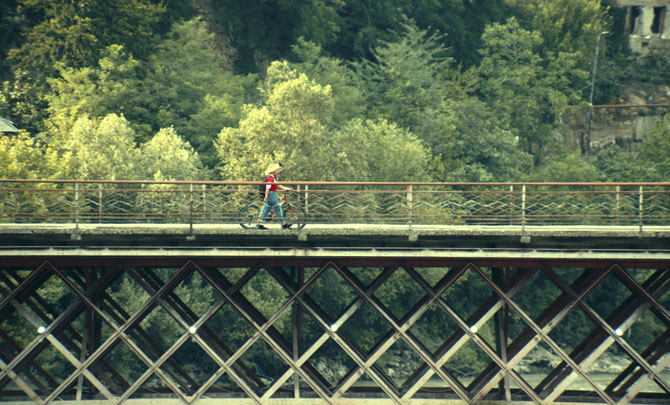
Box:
[329,266,465,400]
[0,285,59,395]
[92,280,171,391]
[0,269,113,394]
[538,268,670,397]
[469,263,618,405]
[541,266,670,401]
[0,264,122,390]
[119,266,265,403]
[0,262,51,313]
[608,329,670,394]
[183,266,269,400]
[265,265,405,403]
[467,267,610,402]
[125,268,204,390]
[4,289,116,401]
[332,263,474,403]
[402,266,543,404]
[619,351,670,405]
[612,266,670,325]
[260,266,398,398]
[0,357,42,402]
[41,261,196,403]
[402,267,538,400]
[195,261,335,403]
[156,265,268,403]
[0,268,120,397]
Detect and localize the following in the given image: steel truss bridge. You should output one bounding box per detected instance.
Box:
[1,180,670,405]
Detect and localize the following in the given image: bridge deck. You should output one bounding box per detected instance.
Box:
[2,223,670,249]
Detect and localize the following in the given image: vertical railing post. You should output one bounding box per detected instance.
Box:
[614,186,621,224]
[189,183,194,234]
[304,184,309,219]
[639,185,644,232]
[202,184,207,221]
[521,184,527,232]
[98,183,103,223]
[407,184,413,226]
[74,182,80,229]
[509,185,514,225]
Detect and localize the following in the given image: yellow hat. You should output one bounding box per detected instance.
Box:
[264,162,282,175]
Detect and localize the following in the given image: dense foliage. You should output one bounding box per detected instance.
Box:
[1,0,669,182]
[1,0,669,385]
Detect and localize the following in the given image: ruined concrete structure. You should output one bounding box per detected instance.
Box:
[613,0,670,53]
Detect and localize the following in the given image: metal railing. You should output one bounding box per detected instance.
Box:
[1,179,669,227]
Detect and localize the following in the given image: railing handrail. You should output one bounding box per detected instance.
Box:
[1,179,670,187]
[2,179,669,227]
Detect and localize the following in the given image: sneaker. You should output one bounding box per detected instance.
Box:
[255,224,268,229]
[281,223,293,229]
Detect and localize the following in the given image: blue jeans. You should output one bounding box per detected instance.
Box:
[260,192,286,223]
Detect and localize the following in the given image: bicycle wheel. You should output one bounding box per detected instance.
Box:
[238,204,260,229]
[286,203,307,229]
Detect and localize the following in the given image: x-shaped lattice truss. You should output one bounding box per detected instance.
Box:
[1,259,669,404]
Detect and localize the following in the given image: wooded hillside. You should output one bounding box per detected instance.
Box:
[1,0,669,183]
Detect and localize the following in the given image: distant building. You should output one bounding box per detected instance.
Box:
[0,117,19,135]
[613,0,670,53]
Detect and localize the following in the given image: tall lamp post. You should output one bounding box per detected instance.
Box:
[585,31,609,157]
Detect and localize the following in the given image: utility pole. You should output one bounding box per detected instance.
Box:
[585,31,609,158]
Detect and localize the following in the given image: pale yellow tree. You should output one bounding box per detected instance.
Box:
[51,114,139,180]
[139,126,206,181]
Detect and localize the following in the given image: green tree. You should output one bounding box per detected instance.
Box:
[526,153,600,182]
[45,45,149,139]
[215,61,429,181]
[354,19,454,133]
[333,118,429,182]
[634,114,670,181]
[594,115,670,182]
[290,38,366,123]
[353,20,530,182]
[0,0,20,79]
[204,0,344,72]
[427,97,531,182]
[0,69,50,135]
[478,18,586,158]
[8,0,164,76]
[507,0,609,65]
[216,61,335,180]
[46,19,254,165]
[331,0,511,67]
[593,146,642,182]
[145,18,254,165]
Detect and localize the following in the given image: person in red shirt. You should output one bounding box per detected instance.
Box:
[257,162,293,229]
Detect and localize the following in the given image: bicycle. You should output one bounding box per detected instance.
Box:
[238,194,307,229]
